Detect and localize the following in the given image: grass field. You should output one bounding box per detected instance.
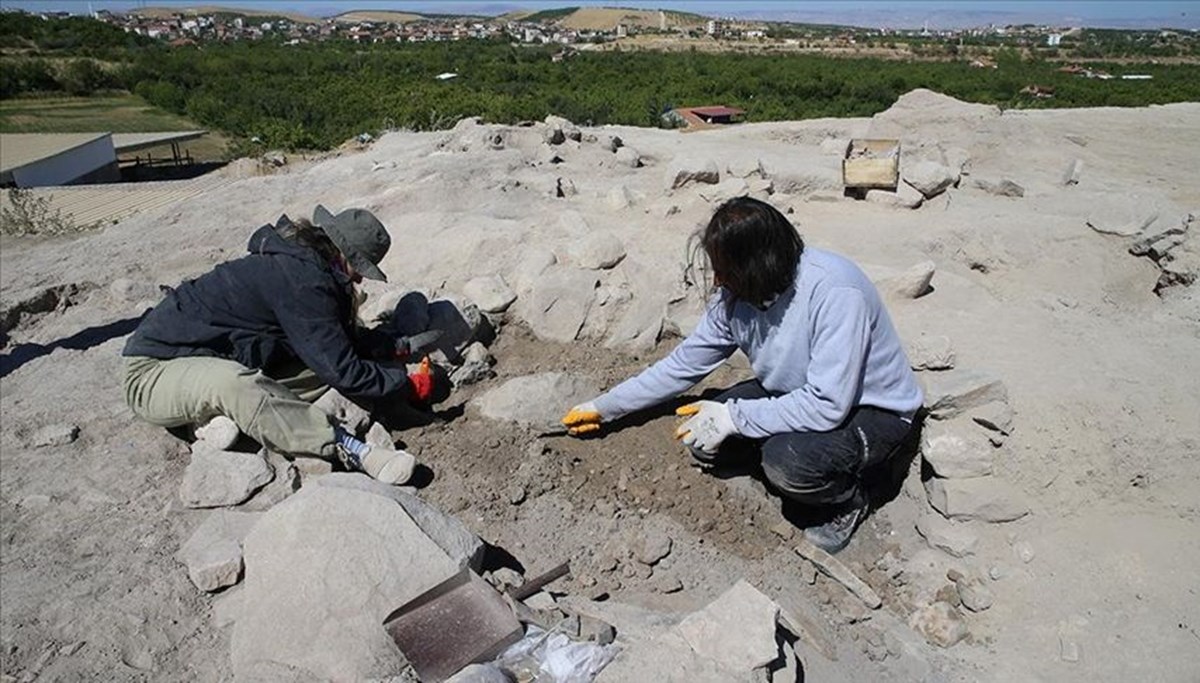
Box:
[0,93,230,162]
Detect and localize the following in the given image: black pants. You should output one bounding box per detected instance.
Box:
[690,381,914,507]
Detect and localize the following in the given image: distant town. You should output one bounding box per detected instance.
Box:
[11,6,1197,60]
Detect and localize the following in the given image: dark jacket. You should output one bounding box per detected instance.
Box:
[123,219,407,399]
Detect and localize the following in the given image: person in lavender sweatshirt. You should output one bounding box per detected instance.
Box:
[561,197,924,553]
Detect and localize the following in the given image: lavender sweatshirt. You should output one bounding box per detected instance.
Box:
[593,247,923,438]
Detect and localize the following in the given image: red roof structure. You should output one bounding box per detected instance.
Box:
[689,106,745,118]
[668,106,746,128]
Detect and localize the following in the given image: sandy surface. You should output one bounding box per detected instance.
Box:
[2,91,1198,680]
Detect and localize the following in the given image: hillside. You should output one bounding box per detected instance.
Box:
[544,6,710,30]
[1,92,1198,681]
[332,11,436,24]
[133,5,319,23]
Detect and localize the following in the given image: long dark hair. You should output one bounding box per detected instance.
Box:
[275,216,341,264]
[274,216,363,317]
[701,197,804,306]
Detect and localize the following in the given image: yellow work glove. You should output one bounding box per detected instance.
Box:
[562,401,603,436]
[674,400,737,453]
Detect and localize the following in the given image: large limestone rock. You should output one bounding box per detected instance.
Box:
[427,297,486,355]
[239,450,301,511]
[666,159,720,189]
[31,423,79,448]
[673,580,781,672]
[697,178,749,205]
[512,266,599,343]
[544,114,581,143]
[602,258,666,352]
[613,146,643,168]
[510,248,557,294]
[908,335,956,371]
[759,155,842,198]
[923,370,1008,420]
[585,581,791,682]
[972,178,1025,198]
[450,342,494,387]
[921,419,994,479]
[463,275,517,314]
[869,88,1000,138]
[176,510,262,592]
[926,477,1031,522]
[903,160,957,199]
[606,185,636,211]
[314,474,485,570]
[866,182,924,209]
[915,514,979,558]
[565,233,627,270]
[882,261,936,299]
[179,449,274,509]
[474,372,600,432]
[232,478,480,681]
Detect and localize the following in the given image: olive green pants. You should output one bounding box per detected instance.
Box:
[123,355,337,457]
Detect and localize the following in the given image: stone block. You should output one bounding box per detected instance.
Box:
[31,423,79,448]
[883,261,936,299]
[903,160,956,198]
[915,514,979,558]
[463,275,517,314]
[925,477,1030,523]
[921,418,994,479]
[614,147,643,168]
[866,182,924,209]
[474,372,599,433]
[314,473,485,570]
[923,370,1008,420]
[565,233,627,270]
[667,159,720,189]
[673,580,781,672]
[179,449,274,509]
[971,401,1013,435]
[232,483,467,681]
[908,335,955,371]
[512,266,599,343]
[177,510,262,592]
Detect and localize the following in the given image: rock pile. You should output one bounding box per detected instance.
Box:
[226,474,484,680]
[888,278,1034,648]
[1129,212,1197,294]
[570,580,802,683]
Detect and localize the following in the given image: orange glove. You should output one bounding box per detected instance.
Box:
[408,357,436,403]
[562,401,603,436]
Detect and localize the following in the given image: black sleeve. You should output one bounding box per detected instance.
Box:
[271,268,409,399]
[353,325,396,361]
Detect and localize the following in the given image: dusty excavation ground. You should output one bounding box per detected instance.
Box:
[1,90,1199,681]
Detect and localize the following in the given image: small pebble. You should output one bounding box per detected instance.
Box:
[653,575,683,594]
[507,486,527,506]
[1014,541,1036,564]
[1059,637,1080,663]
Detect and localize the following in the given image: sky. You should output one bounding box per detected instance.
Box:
[6,0,1199,30]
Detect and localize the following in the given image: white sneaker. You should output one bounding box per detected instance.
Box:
[362,447,417,485]
[194,415,240,451]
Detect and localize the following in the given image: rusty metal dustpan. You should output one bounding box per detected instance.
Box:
[383,567,523,682]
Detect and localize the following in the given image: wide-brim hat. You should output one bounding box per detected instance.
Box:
[312,204,390,282]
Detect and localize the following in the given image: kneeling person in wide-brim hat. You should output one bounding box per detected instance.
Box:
[122,205,446,485]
